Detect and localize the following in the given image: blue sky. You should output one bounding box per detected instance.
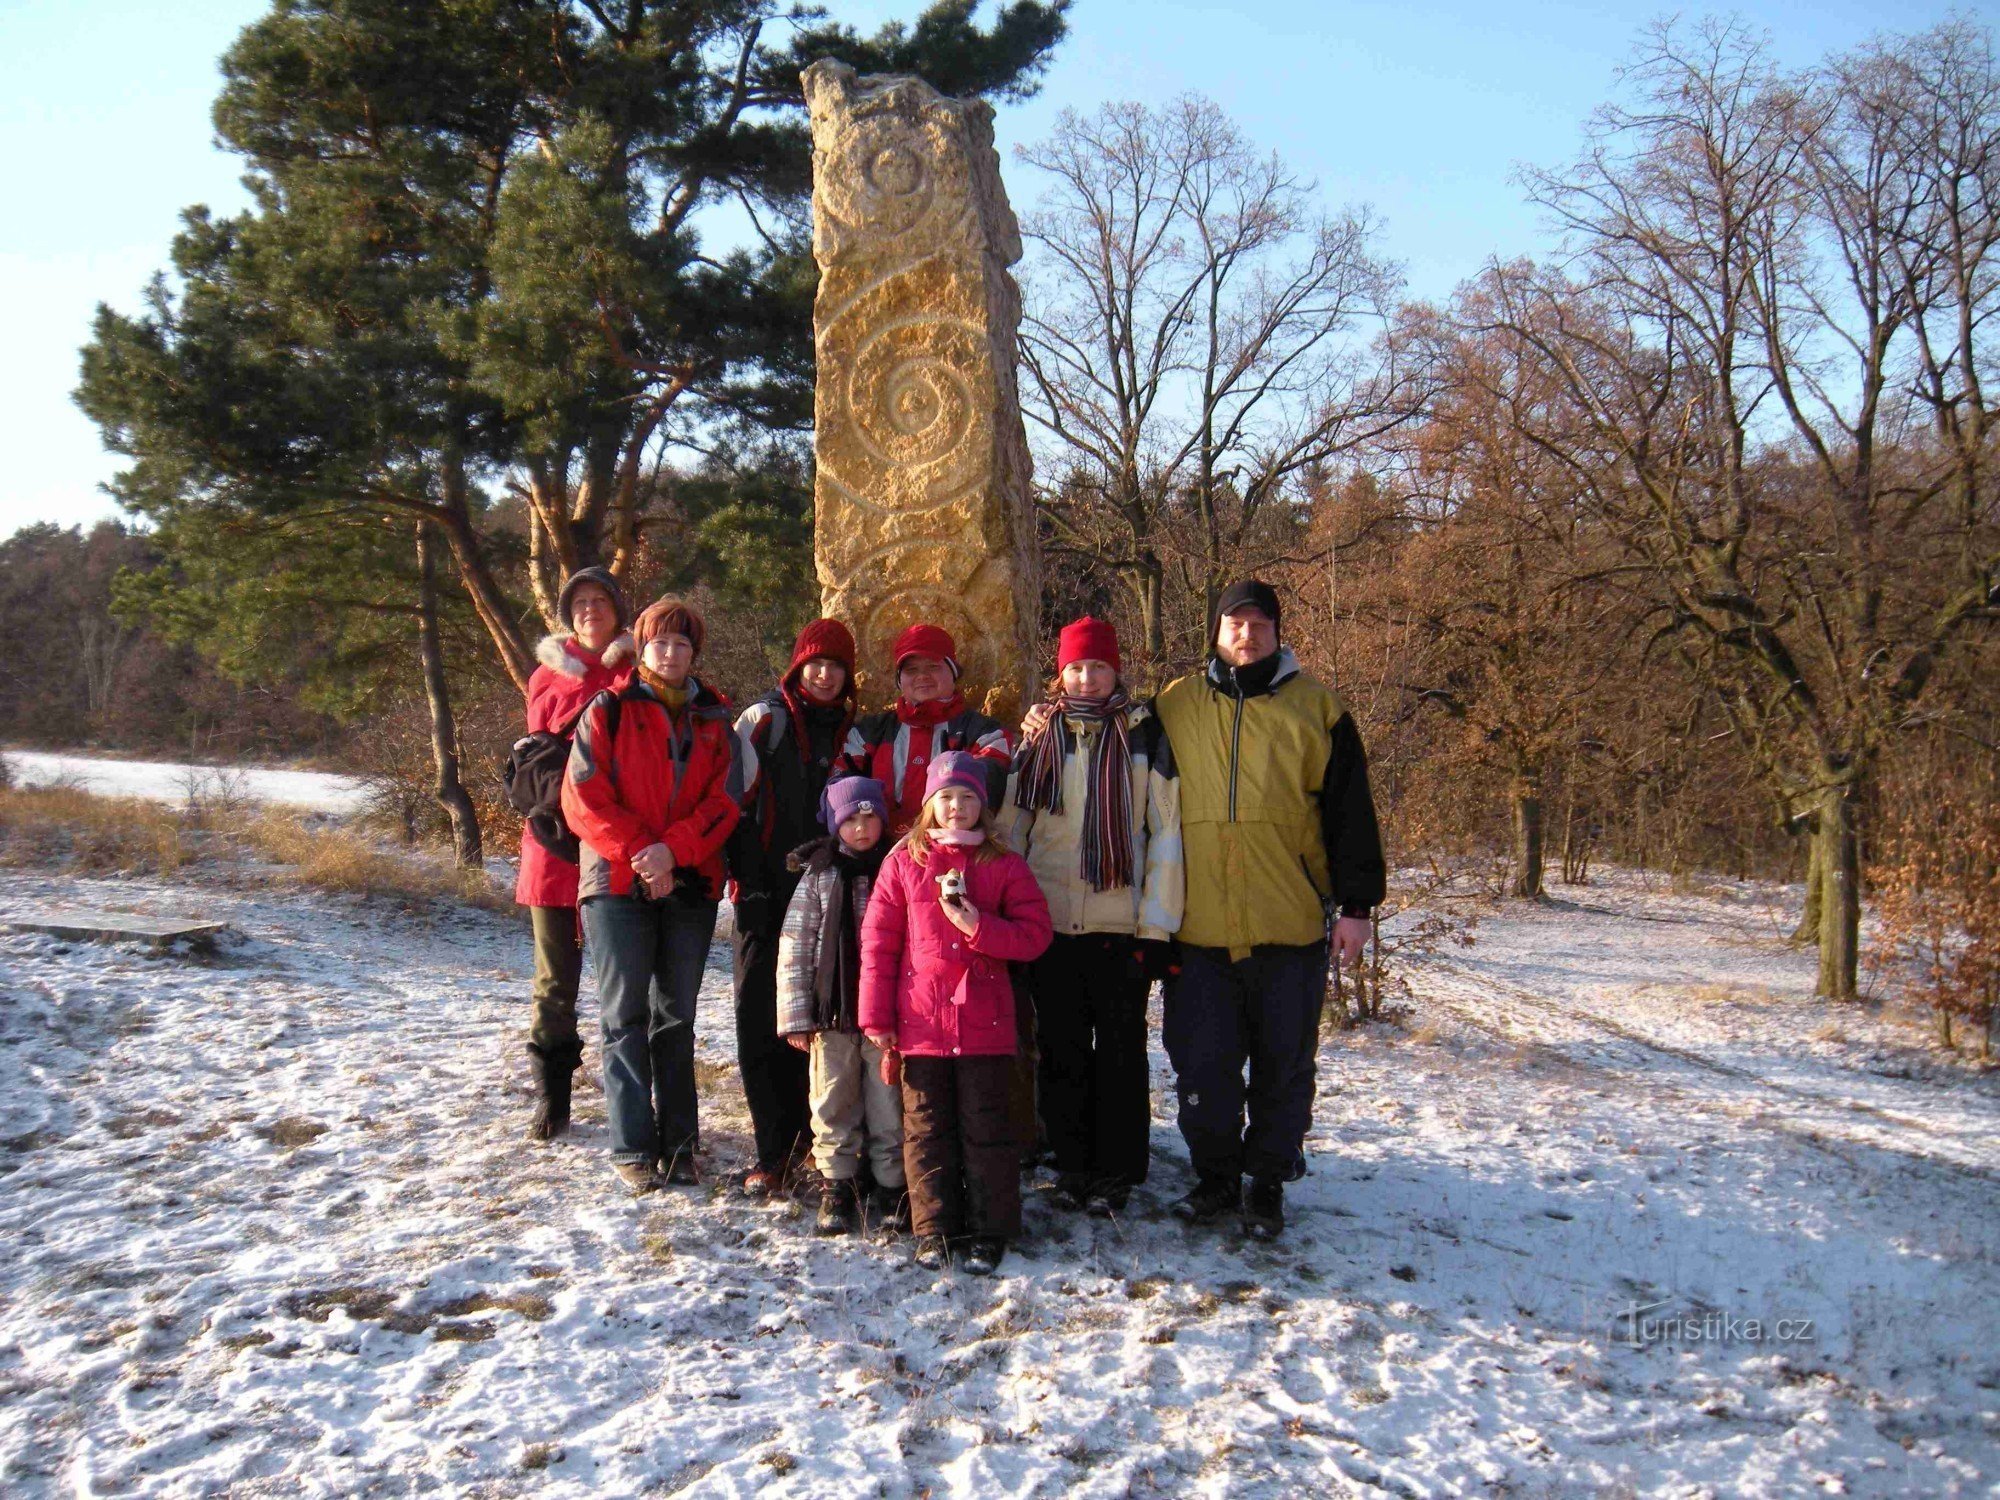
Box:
[0,0,1964,537]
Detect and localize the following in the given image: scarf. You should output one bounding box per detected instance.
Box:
[1011,692,1135,891]
[641,670,691,716]
[896,690,966,730]
[814,840,884,1032]
[780,678,854,769]
[928,826,987,847]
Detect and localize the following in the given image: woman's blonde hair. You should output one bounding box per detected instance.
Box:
[1042,667,1126,701]
[904,793,1009,867]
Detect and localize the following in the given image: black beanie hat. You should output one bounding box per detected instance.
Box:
[557,566,630,630]
[1214,579,1281,638]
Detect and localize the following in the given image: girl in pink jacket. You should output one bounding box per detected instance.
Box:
[859,752,1053,1275]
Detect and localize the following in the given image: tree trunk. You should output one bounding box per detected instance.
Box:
[1790,817,1824,946]
[1510,776,1545,899]
[1812,780,1861,1002]
[435,443,533,690]
[1138,559,1166,684]
[415,523,484,872]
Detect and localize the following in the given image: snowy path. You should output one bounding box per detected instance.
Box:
[3,750,369,814]
[0,867,1994,1496]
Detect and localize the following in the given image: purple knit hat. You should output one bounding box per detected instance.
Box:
[820,776,889,836]
[924,751,988,811]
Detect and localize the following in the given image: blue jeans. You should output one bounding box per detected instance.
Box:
[581,893,718,1165]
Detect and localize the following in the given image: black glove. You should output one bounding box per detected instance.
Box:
[1132,938,1180,984]
[669,866,713,907]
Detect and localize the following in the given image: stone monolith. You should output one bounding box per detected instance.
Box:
[802,60,1039,720]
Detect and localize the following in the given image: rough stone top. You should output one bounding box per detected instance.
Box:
[800,58,1020,268]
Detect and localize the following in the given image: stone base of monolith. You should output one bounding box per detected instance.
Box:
[802,60,1039,721]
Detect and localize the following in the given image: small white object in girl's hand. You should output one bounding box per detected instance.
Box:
[938,868,966,903]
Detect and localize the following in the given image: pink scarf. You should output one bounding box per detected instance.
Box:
[927,827,987,847]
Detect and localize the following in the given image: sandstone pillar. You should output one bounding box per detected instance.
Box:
[802,60,1039,720]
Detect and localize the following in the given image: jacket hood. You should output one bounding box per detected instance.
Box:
[785,834,839,874]
[536,630,635,677]
[785,832,887,876]
[1205,645,1301,698]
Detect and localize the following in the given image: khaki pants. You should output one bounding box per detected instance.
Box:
[528,905,583,1062]
[808,1031,905,1186]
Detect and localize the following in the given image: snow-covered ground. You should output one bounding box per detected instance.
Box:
[0,863,1995,1497]
[3,750,370,816]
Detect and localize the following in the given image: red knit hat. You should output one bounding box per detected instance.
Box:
[1057,616,1121,672]
[788,618,856,676]
[892,622,960,679]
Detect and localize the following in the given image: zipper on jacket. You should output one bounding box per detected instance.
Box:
[1227,688,1245,822]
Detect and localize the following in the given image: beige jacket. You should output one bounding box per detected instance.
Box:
[1000,702,1184,942]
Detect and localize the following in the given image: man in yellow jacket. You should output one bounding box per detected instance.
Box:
[1153,580,1385,1239]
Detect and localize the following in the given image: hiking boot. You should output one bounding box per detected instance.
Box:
[659,1149,701,1187]
[913,1235,951,1271]
[1243,1177,1285,1240]
[525,1052,576,1142]
[1169,1174,1241,1224]
[1049,1172,1092,1212]
[1085,1178,1132,1216]
[962,1238,1006,1276]
[612,1160,658,1196]
[739,1164,785,1199]
[816,1179,858,1237]
[871,1184,911,1234]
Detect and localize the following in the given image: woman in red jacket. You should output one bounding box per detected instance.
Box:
[562,596,750,1195]
[859,753,1053,1274]
[517,567,633,1141]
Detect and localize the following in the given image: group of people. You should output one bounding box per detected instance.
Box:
[512,569,1385,1275]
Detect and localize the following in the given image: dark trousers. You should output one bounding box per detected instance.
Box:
[1162,941,1326,1182]
[1011,973,1040,1162]
[1031,933,1152,1184]
[528,905,583,1066]
[900,1054,1021,1241]
[733,920,810,1170]
[581,893,718,1165]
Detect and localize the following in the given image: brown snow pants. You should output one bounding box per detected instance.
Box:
[900,1054,1021,1241]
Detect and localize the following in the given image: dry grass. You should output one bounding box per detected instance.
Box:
[0,785,506,912]
[0,786,197,876]
[233,812,507,910]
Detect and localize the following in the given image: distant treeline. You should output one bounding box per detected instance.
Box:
[0,521,342,760]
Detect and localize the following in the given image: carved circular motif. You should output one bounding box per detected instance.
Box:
[867,144,923,198]
[842,317,990,501]
[824,120,941,239]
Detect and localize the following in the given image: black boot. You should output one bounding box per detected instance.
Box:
[526,1049,578,1142]
[871,1184,912,1234]
[1049,1172,1092,1212]
[1243,1177,1285,1240]
[816,1179,858,1237]
[1169,1173,1241,1224]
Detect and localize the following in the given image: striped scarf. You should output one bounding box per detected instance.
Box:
[1012,692,1134,892]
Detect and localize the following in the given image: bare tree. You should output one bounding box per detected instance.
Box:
[1016,96,1423,677]
[1481,18,2000,998]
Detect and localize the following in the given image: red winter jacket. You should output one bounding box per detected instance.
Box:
[515,633,633,907]
[857,839,1053,1057]
[561,676,751,902]
[836,694,1014,834]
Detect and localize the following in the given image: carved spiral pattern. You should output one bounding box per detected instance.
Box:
[822,121,940,241]
[838,316,990,504]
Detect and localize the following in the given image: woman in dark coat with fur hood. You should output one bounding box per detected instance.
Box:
[515,566,633,1140]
